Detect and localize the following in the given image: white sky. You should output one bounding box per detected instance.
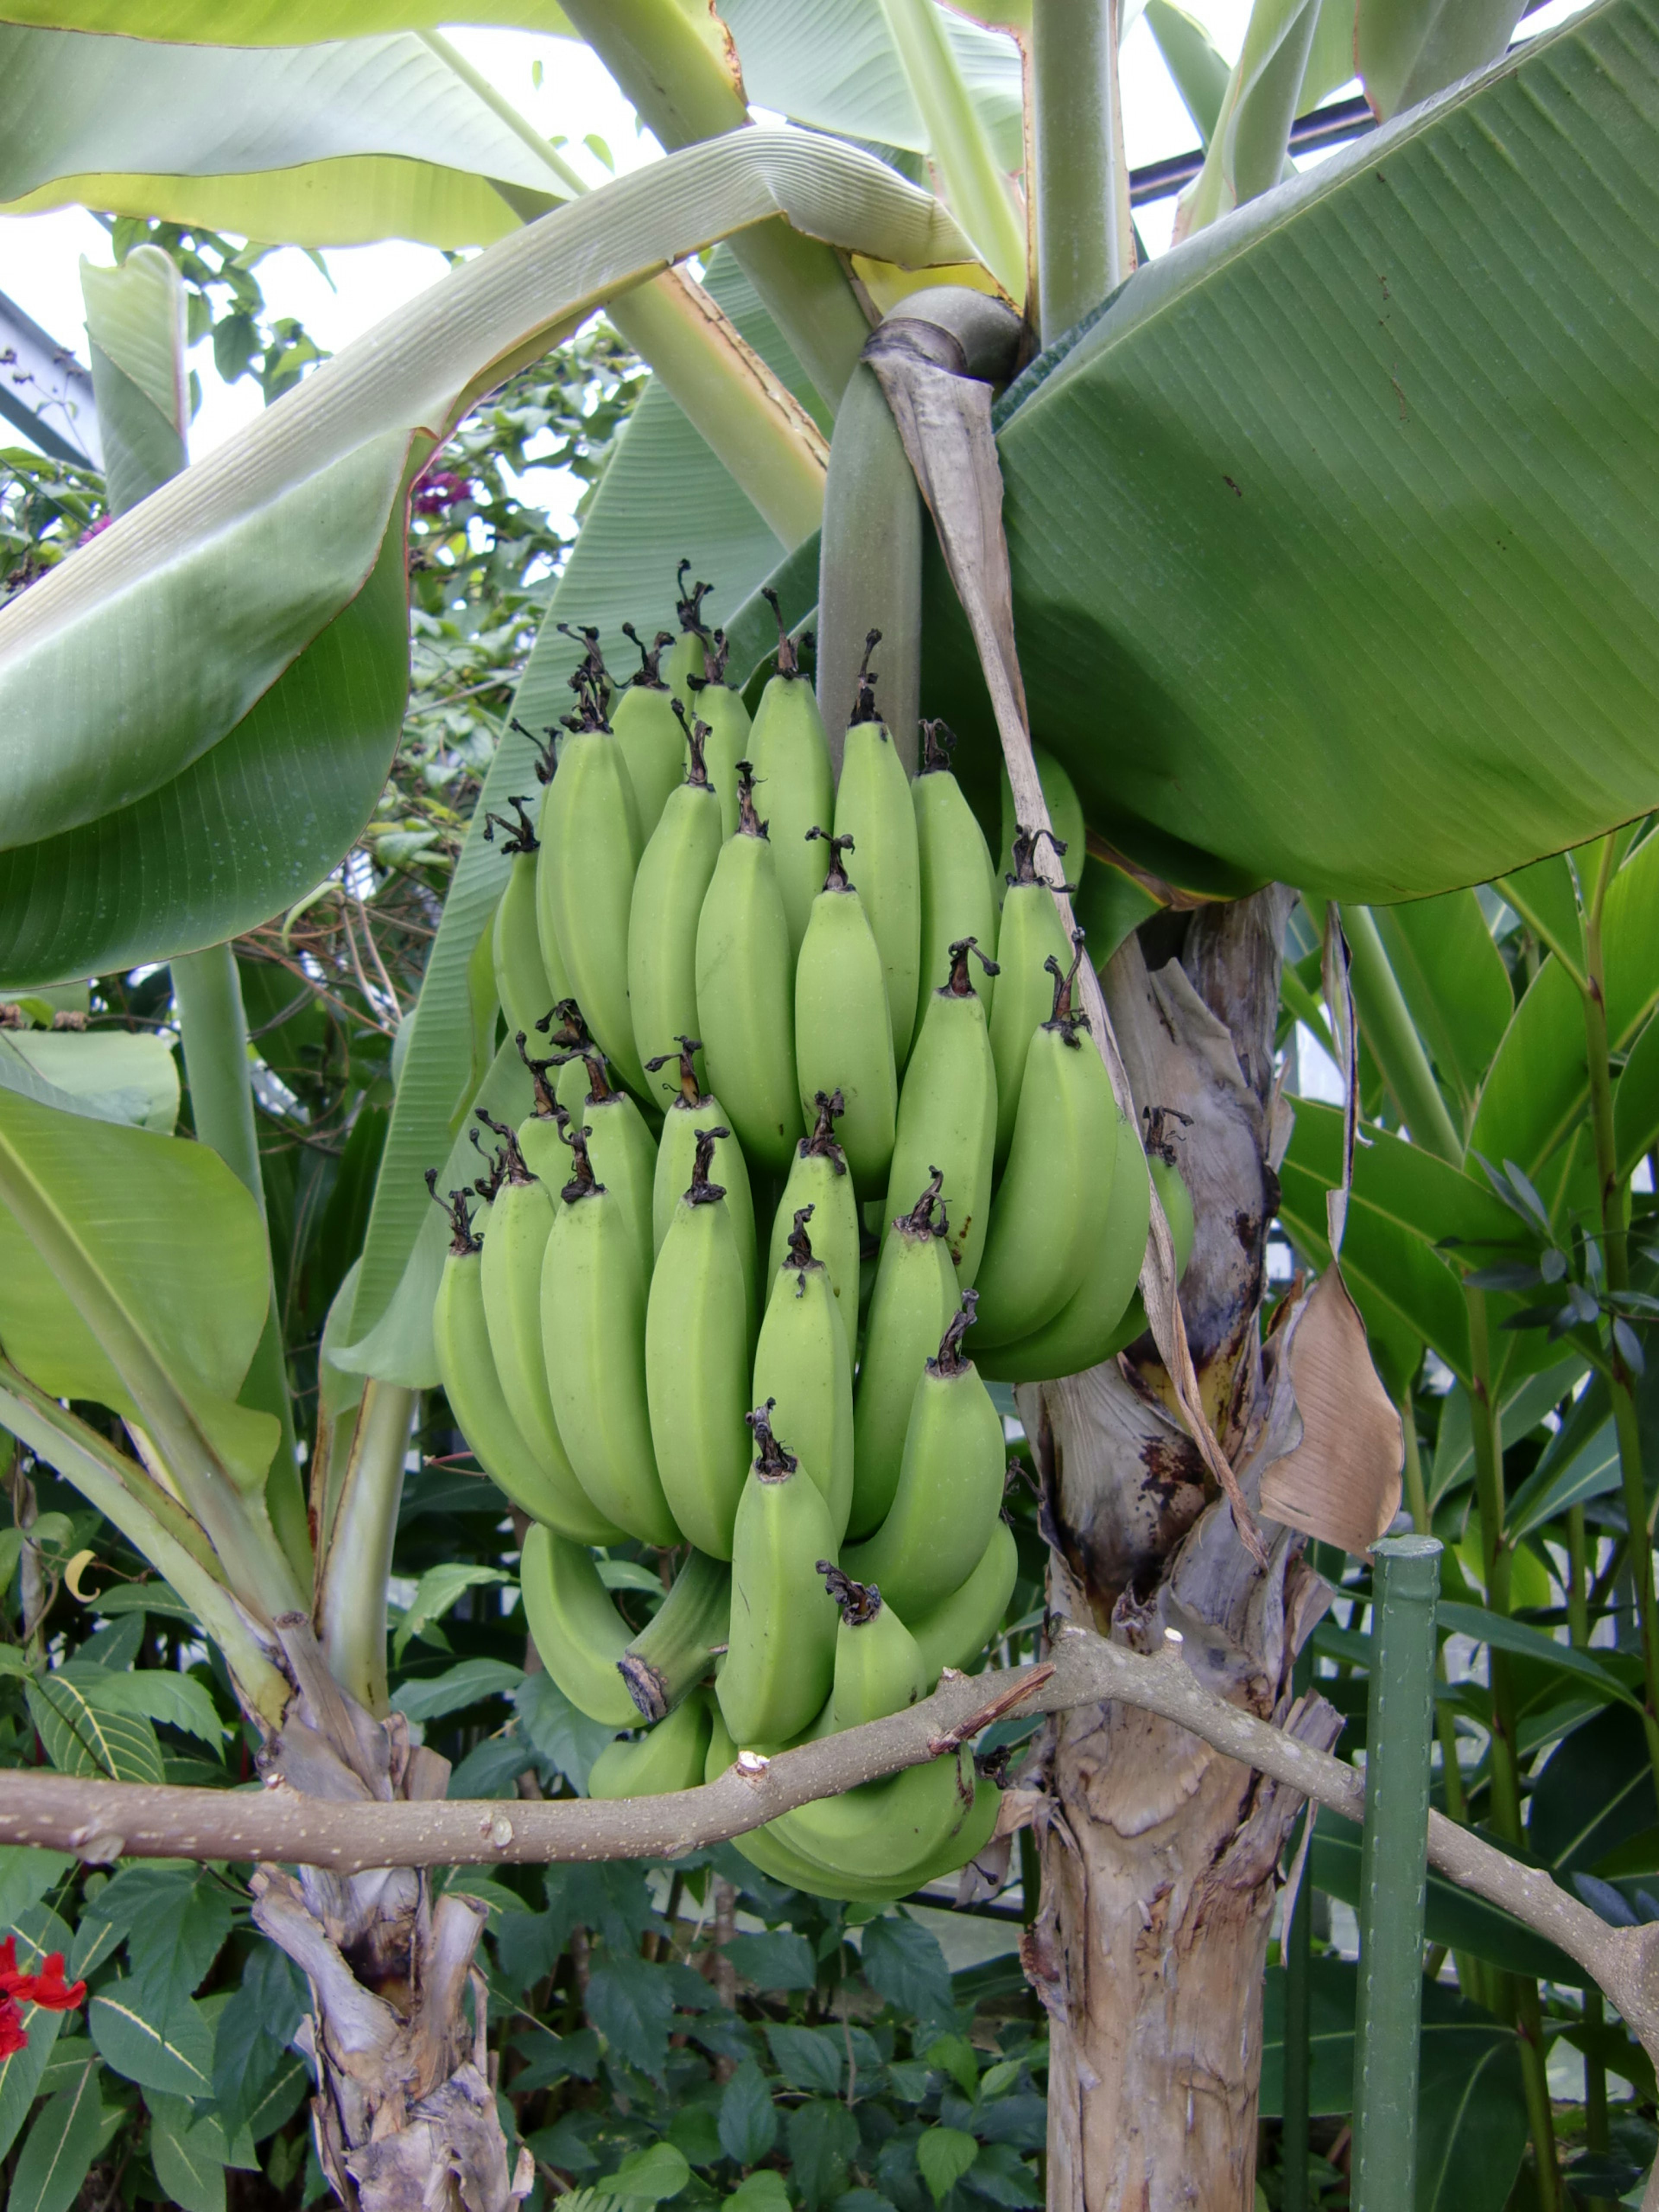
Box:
[0,2,1594,527]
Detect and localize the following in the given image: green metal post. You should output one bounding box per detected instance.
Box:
[1351,1534,1442,2212]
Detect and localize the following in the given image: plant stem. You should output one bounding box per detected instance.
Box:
[1030,0,1133,342]
[1341,906,1465,1164]
[171,943,311,1590]
[1566,1514,1613,2183]
[876,0,1028,302]
[317,1381,416,1715]
[1467,1287,1560,2208]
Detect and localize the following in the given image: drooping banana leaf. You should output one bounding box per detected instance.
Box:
[0,25,571,247]
[340,247,815,1378]
[0,127,969,986]
[927,0,1659,903]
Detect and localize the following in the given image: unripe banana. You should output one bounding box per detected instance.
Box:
[704,1710,920,1903]
[665,562,711,715]
[426,1175,620,1541]
[822,1564,927,1728]
[882,937,999,1287]
[842,1293,1006,1618]
[695,764,801,1174]
[747,589,833,957]
[716,1403,839,1747]
[769,1742,976,1881]
[536,636,647,1094]
[618,1548,731,1721]
[998,744,1086,903]
[989,826,1075,1170]
[646,1126,753,1561]
[552,1048,657,1287]
[648,1039,757,1325]
[588,1688,713,1800]
[976,1104,1157,1384]
[612,622,688,842]
[848,1171,959,1539]
[765,1090,861,1334]
[792,831,897,1198]
[690,630,753,842]
[973,941,1121,1348]
[753,1211,853,1544]
[915,721,998,1019]
[540,1122,680,1545]
[908,1516,1019,1684]
[484,795,559,1041]
[519,1522,640,1727]
[628,707,723,1086]
[511,1039,574,1186]
[833,635,922,1068]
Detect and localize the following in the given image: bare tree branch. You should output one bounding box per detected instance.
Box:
[3,1624,1656,2057]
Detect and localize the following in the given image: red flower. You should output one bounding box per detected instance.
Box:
[0,1997,25,2059]
[0,1935,87,2033]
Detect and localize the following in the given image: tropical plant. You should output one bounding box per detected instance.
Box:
[4,1,1659,2209]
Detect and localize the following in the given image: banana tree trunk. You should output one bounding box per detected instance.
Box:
[1020,890,1339,2210]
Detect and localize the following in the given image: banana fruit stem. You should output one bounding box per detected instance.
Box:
[318,1381,417,1717]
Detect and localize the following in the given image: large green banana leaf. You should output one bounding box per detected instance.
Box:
[341,247,808,1378]
[0,25,571,248]
[926,0,1659,903]
[0,1,574,34]
[0,128,968,985]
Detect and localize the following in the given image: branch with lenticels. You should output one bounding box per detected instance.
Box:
[3,1623,1655,2064]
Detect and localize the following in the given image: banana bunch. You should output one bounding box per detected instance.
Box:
[429,571,1193,1902]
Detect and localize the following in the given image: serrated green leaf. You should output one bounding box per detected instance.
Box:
[83,1865,234,2007]
[391,1561,509,1661]
[89,1983,215,2097]
[60,1659,226,1747]
[917,2125,978,2205]
[390,1656,523,1721]
[600,2142,690,2204]
[26,1672,165,1783]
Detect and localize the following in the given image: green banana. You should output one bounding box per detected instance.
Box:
[618,1548,731,1721]
[612,621,687,842]
[540,1121,680,1546]
[511,1040,573,1187]
[975,1104,1157,1384]
[998,744,1086,903]
[752,1210,854,1545]
[882,936,999,1288]
[843,1293,1006,1618]
[747,589,833,957]
[588,1688,714,1800]
[915,721,998,1019]
[690,630,753,842]
[716,1402,839,1748]
[972,941,1121,1349]
[765,1090,861,1335]
[989,826,1075,1170]
[833,634,922,1067]
[427,1176,619,1541]
[647,1039,757,1325]
[551,1047,657,1287]
[484,794,559,1041]
[792,830,897,1198]
[646,1126,754,1561]
[908,1516,1019,1685]
[665,562,711,715]
[821,1564,927,1728]
[536,637,647,1095]
[695,762,801,1174]
[769,1742,977,1881]
[628,706,723,1086]
[512,715,577,1009]
[848,1170,959,1539]
[519,1522,640,1727]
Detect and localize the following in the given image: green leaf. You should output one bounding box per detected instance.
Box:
[1143,1,1232,143]
[1357,0,1526,119]
[83,1865,233,2007]
[718,2059,779,2167]
[0,129,966,987]
[1493,854,1584,983]
[1616,1005,1659,1179]
[1529,1707,1658,1877]
[1175,0,1321,238]
[6,2062,104,2212]
[89,1982,215,2097]
[584,1955,677,2084]
[764,2024,842,2097]
[726,2174,790,2212]
[0,1030,179,1132]
[343,245,807,1376]
[0,1905,75,2163]
[859,1913,956,2026]
[1370,892,1513,1128]
[1429,1357,1585,1509]
[1437,1601,1644,1713]
[721,1930,816,1991]
[237,2053,309,2145]
[788,2101,861,2210]
[0,1084,278,1494]
[0,1846,73,1928]
[390,1561,509,1661]
[390,1656,524,1721]
[600,2142,691,2203]
[26,1671,165,1783]
[146,2093,227,2212]
[0,26,573,248]
[61,1659,226,1748]
[937,3,1659,903]
[916,2125,979,2206]
[0,1,575,31]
